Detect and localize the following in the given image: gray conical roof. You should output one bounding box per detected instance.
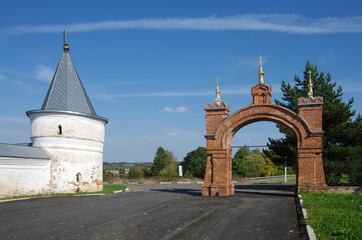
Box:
[41,51,97,116]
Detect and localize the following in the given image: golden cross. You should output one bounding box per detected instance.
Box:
[216,78,219,87]
[308,70,313,82]
[258,56,264,67]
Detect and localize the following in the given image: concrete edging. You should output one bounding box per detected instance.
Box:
[0,197,31,203]
[298,194,317,240]
[113,187,129,194]
[1,187,131,203]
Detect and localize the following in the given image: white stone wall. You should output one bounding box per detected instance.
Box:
[27,111,107,193]
[0,157,50,198]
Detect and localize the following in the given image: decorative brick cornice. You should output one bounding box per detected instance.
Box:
[204,101,230,111]
[298,96,323,105]
[251,83,272,105]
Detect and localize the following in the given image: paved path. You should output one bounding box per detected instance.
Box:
[0,183,300,239]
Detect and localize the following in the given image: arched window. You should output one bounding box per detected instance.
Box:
[76,173,82,184]
[58,125,62,135]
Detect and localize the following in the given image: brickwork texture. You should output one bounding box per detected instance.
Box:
[203,83,328,196]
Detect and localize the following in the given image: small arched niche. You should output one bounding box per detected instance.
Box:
[76,172,82,184]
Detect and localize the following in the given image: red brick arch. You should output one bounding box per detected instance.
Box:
[202,83,328,196]
[216,104,311,149]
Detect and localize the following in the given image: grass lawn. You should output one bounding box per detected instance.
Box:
[271,178,296,184]
[300,192,362,240]
[0,185,127,200]
[252,178,296,184]
[102,185,127,193]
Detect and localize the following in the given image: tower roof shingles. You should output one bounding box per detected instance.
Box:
[41,51,97,116]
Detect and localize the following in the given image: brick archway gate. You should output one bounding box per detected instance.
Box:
[202,82,328,196]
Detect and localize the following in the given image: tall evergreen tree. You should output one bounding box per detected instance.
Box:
[268,61,361,183]
[150,147,167,176]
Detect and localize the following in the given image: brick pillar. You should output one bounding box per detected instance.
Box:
[203,102,233,196]
[204,102,230,135]
[297,96,328,192]
[298,96,323,131]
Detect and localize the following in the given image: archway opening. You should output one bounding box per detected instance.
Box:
[231,121,297,187]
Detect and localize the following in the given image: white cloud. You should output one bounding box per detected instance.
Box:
[167,132,179,137]
[175,107,187,113]
[0,74,7,80]
[34,65,54,82]
[93,84,281,100]
[2,14,362,35]
[163,106,188,113]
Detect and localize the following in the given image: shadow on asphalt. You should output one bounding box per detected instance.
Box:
[150,184,296,198]
[150,188,201,196]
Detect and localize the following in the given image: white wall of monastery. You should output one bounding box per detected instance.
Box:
[0,157,50,198]
[28,111,106,193]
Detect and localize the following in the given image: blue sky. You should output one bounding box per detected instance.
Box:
[1,0,362,163]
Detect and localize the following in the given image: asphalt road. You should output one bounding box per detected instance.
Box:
[0,183,301,240]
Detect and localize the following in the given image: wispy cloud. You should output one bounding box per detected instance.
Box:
[2,14,362,35]
[0,73,23,85]
[167,132,179,137]
[227,56,265,72]
[0,116,28,124]
[34,65,54,82]
[162,107,187,113]
[93,84,281,100]
[93,90,213,100]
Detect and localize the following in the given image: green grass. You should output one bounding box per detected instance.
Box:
[0,185,127,200]
[102,185,127,193]
[270,178,296,184]
[300,192,362,240]
[252,178,296,184]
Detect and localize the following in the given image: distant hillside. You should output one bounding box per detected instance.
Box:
[103,162,153,170]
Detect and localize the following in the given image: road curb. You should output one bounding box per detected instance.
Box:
[0,197,31,203]
[298,194,317,240]
[113,187,129,194]
[1,188,130,203]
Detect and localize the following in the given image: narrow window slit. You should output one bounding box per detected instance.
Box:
[76,173,82,184]
[58,125,62,135]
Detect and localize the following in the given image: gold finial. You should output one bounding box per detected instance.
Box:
[215,78,221,106]
[308,70,313,98]
[63,27,70,52]
[257,56,264,84]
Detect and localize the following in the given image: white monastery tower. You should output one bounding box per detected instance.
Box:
[26,31,108,193]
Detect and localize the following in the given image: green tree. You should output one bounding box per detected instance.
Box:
[182,147,207,178]
[119,167,126,178]
[159,162,178,177]
[260,150,279,177]
[139,163,151,177]
[150,147,177,177]
[159,151,178,177]
[232,147,250,176]
[243,154,266,177]
[150,147,167,176]
[128,168,142,179]
[269,61,361,184]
